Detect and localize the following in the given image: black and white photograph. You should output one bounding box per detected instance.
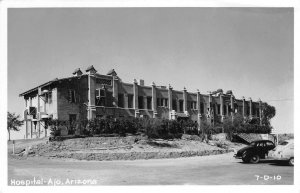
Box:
[1,1,298,192]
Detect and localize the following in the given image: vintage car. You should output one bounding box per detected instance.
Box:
[234,140,276,163]
[269,139,294,166]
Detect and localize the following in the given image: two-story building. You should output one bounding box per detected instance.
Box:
[19,65,264,139]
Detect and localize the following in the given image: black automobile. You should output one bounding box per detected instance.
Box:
[234,140,276,163]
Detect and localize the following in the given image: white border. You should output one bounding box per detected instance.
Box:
[1,1,299,193]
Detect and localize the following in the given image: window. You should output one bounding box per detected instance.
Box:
[138,96,144,109]
[179,100,184,112]
[223,105,226,115]
[147,97,152,109]
[95,89,106,106]
[217,104,221,114]
[29,107,37,118]
[96,78,112,86]
[96,89,105,98]
[200,103,204,114]
[157,98,161,106]
[228,105,232,113]
[47,92,52,104]
[190,101,197,110]
[172,99,177,111]
[266,141,274,147]
[164,99,168,107]
[118,94,124,108]
[157,98,168,107]
[128,94,133,108]
[68,89,76,103]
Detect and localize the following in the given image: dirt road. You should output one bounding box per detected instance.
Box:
[8,152,293,185]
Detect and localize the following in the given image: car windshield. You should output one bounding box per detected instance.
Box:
[249,142,257,146]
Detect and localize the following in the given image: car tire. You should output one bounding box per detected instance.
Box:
[249,155,260,164]
[289,157,294,166]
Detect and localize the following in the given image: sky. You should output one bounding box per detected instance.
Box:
[7,8,294,139]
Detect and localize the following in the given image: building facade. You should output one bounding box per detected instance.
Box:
[20,66,264,139]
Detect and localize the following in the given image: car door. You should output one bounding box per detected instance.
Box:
[265,141,275,157]
[256,142,265,157]
[266,141,275,151]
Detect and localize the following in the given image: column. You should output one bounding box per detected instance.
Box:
[24,98,28,139]
[29,97,32,139]
[133,79,139,117]
[220,93,224,122]
[259,98,262,126]
[230,94,234,122]
[168,84,173,119]
[183,87,188,113]
[87,75,96,120]
[152,82,157,118]
[112,76,119,107]
[249,97,253,118]
[208,92,212,125]
[242,96,246,117]
[196,90,202,133]
[37,87,41,138]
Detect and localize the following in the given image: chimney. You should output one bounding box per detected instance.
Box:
[139,79,144,86]
[85,65,97,75]
[72,68,83,76]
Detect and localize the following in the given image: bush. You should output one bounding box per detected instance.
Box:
[47,113,271,141]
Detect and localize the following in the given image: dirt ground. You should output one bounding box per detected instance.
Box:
[8,135,244,161]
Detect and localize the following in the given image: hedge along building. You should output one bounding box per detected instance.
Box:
[19,65,264,139]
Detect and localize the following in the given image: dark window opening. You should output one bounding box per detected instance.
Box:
[128,94,133,108]
[68,89,76,103]
[157,98,161,106]
[147,97,152,109]
[138,96,144,109]
[95,89,106,106]
[246,106,250,115]
[164,99,168,107]
[47,92,52,104]
[217,104,221,114]
[172,99,177,111]
[118,94,124,108]
[200,103,204,114]
[179,100,184,112]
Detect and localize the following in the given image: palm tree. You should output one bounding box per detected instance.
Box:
[7,112,24,141]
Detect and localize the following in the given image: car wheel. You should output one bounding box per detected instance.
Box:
[249,155,260,164]
[289,157,294,166]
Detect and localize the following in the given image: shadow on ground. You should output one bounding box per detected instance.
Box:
[146,141,178,148]
[238,160,292,167]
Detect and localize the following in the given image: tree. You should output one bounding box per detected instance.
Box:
[262,102,276,127]
[7,112,24,141]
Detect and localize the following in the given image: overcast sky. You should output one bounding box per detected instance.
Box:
[7,8,293,139]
